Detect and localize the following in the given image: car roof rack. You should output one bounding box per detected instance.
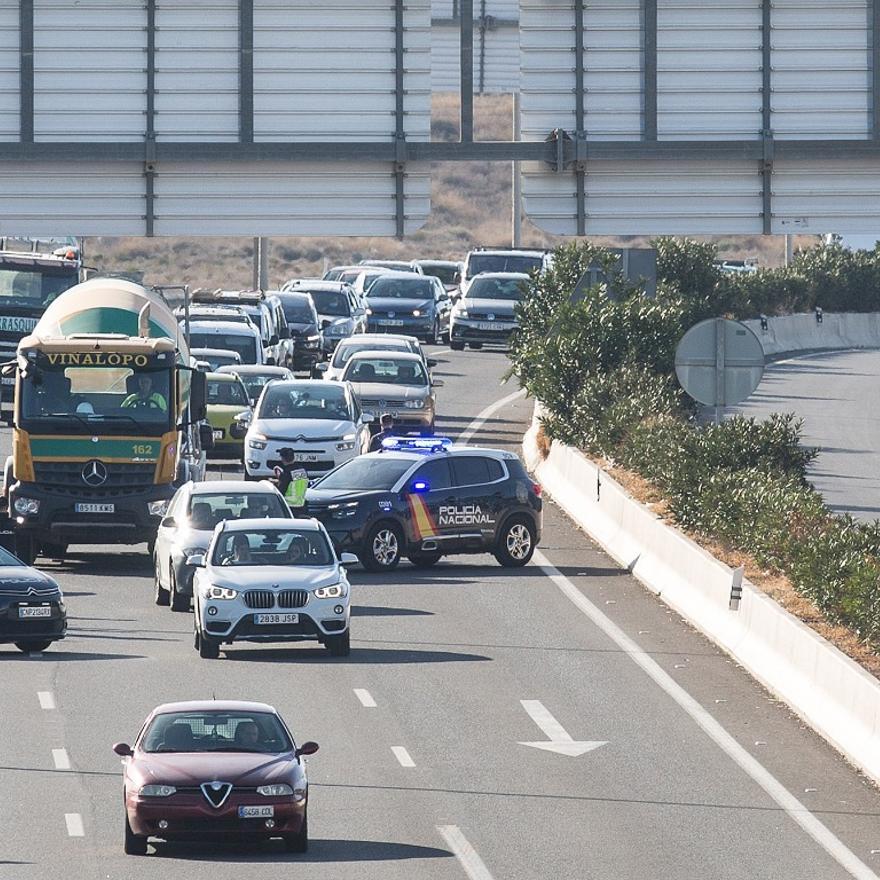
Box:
[378,435,452,454]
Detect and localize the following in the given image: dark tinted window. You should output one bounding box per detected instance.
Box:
[466,254,543,278]
[316,456,413,490]
[368,277,434,299]
[451,456,496,486]
[411,459,452,491]
[307,290,351,317]
[418,264,458,284]
[280,297,316,323]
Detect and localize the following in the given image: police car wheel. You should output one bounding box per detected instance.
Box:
[361,523,403,571]
[407,551,442,569]
[494,518,536,567]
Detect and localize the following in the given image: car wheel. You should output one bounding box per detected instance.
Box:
[407,550,442,569]
[284,811,308,853]
[169,567,189,612]
[450,340,465,351]
[427,320,440,345]
[124,811,148,856]
[198,633,220,659]
[14,534,36,566]
[360,522,403,572]
[42,541,66,561]
[15,639,52,653]
[325,629,350,657]
[494,517,536,568]
[154,556,170,607]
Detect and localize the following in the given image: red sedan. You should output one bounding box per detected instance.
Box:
[113,700,318,855]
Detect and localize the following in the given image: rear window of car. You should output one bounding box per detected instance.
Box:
[207,379,249,405]
[451,456,503,486]
[187,492,288,529]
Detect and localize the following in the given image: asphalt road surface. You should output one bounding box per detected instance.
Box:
[2,344,880,880]
[728,349,880,521]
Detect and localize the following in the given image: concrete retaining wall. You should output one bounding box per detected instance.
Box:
[743,311,880,358]
[524,407,880,784]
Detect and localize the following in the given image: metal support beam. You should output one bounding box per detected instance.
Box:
[239,0,254,143]
[873,0,880,138]
[643,0,658,141]
[145,0,157,237]
[460,0,474,142]
[574,1,586,235]
[19,0,34,143]
[761,0,773,234]
[394,0,406,239]
[478,0,487,95]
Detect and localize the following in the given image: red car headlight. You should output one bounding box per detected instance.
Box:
[256,784,294,797]
[140,784,176,797]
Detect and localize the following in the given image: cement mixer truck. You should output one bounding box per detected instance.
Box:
[3,278,209,563]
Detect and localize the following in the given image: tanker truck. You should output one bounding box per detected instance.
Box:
[3,278,208,564]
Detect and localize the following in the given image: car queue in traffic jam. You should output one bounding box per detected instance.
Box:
[0,247,548,855]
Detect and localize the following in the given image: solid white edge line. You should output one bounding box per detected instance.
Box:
[64,813,84,837]
[391,746,415,768]
[354,688,377,708]
[458,388,525,445]
[52,749,70,770]
[533,549,880,880]
[437,825,495,880]
[38,691,55,710]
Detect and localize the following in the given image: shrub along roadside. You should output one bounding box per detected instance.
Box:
[510,241,880,652]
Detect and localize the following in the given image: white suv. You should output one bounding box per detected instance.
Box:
[462,248,552,283]
[190,518,356,659]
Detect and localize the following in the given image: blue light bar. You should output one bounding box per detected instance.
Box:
[379,435,453,453]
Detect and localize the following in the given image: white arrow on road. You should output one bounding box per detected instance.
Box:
[518,700,608,757]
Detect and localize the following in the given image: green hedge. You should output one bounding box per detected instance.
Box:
[511,240,880,650]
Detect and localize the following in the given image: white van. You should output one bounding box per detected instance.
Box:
[186,320,265,366]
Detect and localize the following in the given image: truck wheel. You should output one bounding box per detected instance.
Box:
[15,534,36,565]
[42,542,67,561]
[359,522,403,572]
[493,517,536,568]
[450,340,465,351]
[325,630,350,657]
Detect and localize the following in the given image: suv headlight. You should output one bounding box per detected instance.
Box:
[314,583,348,599]
[206,586,238,600]
[13,497,40,515]
[412,309,422,317]
[140,784,176,797]
[148,500,169,517]
[257,784,294,797]
[248,433,267,450]
[327,501,358,519]
[404,399,425,409]
[454,308,468,319]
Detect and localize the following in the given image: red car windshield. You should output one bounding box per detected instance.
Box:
[141,711,293,754]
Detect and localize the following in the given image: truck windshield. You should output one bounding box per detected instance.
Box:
[0,265,80,309]
[21,365,172,432]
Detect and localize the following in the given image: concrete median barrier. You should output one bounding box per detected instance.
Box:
[744,311,880,358]
[524,405,880,784]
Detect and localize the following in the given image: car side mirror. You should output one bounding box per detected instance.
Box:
[432,378,445,388]
[453,271,461,284]
[160,516,177,529]
[314,362,328,373]
[426,358,438,367]
[295,741,320,758]
[186,553,206,567]
[113,742,133,757]
[340,552,358,566]
[360,413,374,424]
[321,319,331,329]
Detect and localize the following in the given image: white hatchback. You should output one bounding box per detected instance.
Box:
[190,518,356,659]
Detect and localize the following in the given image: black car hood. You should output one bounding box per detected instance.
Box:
[0,565,61,598]
[306,488,390,507]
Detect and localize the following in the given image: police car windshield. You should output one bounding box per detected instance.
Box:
[259,384,350,420]
[315,456,413,491]
[212,528,333,567]
[467,277,526,301]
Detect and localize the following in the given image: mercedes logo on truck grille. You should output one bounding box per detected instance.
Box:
[82,460,108,487]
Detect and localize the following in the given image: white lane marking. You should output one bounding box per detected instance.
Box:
[52,748,71,770]
[65,813,84,837]
[518,699,608,757]
[431,347,452,355]
[354,688,377,708]
[38,691,55,710]
[391,746,415,768]
[458,388,525,445]
[437,825,494,880]
[534,550,880,880]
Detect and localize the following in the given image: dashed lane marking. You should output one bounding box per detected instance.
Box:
[65,814,84,837]
[437,825,494,880]
[38,691,55,710]
[354,688,377,708]
[391,746,415,768]
[52,749,70,770]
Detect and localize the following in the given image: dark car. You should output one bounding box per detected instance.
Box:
[365,272,452,344]
[276,291,323,372]
[450,272,530,351]
[0,544,66,653]
[304,438,542,571]
[114,700,319,855]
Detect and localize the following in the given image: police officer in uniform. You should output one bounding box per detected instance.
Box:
[369,413,396,452]
[274,447,308,508]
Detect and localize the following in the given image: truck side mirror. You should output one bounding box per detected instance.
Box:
[190,369,207,421]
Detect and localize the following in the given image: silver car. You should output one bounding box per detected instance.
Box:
[153,480,291,612]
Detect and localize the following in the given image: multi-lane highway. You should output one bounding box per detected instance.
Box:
[3,345,880,880]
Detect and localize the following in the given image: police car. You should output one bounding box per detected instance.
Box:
[304,437,542,571]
